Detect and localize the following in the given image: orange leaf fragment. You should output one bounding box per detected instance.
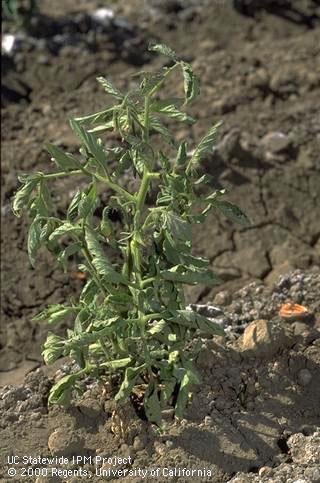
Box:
[279,302,309,319]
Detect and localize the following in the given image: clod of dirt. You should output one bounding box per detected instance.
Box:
[288,431,320,464]
[228,431,320,482]
[0,369,50,428]
[240,319,290,357]
[48,427,84,457]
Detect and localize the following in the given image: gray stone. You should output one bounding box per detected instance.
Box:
[214,290,232,306]
[297,369,312,386]
[261,131,292,153]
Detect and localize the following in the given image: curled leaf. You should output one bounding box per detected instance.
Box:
[12,174,42,216]
[148,42,178,62]
[181,62,200,105]
[48,373,80,405]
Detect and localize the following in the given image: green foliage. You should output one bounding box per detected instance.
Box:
[13,43,249,425]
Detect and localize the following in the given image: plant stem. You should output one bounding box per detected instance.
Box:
[148,64,178,98]
[143,95,151,143]
[140,276,156,287]
[43,170,83,179]
[100,338,110,359]
[43,169,135,203]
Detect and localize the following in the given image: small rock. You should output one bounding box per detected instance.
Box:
[2,34,15,55]
[214,290,232,306]
[241,319,288,357]
[204,416,213,426]
[91,8,114,25]
[297,369,312,386]
[258,466,272,476]
[261,131,292,153]
[133,436,145,451]
[154,441,166,456]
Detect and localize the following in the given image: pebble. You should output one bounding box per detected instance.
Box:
[154,441,166,456]
[2,34,16,54]
[204,416,213,426]
[258,466,273,476]
[91,8,114,25]
[214,290,232,306]
[261,131,292,153]
[133,436,144,451]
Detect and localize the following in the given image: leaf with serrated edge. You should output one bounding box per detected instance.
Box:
[45,143,79,170]
[69,119,107,171]
[96,76,123,100]
[187,122,222,174]
[85,227,125,283]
